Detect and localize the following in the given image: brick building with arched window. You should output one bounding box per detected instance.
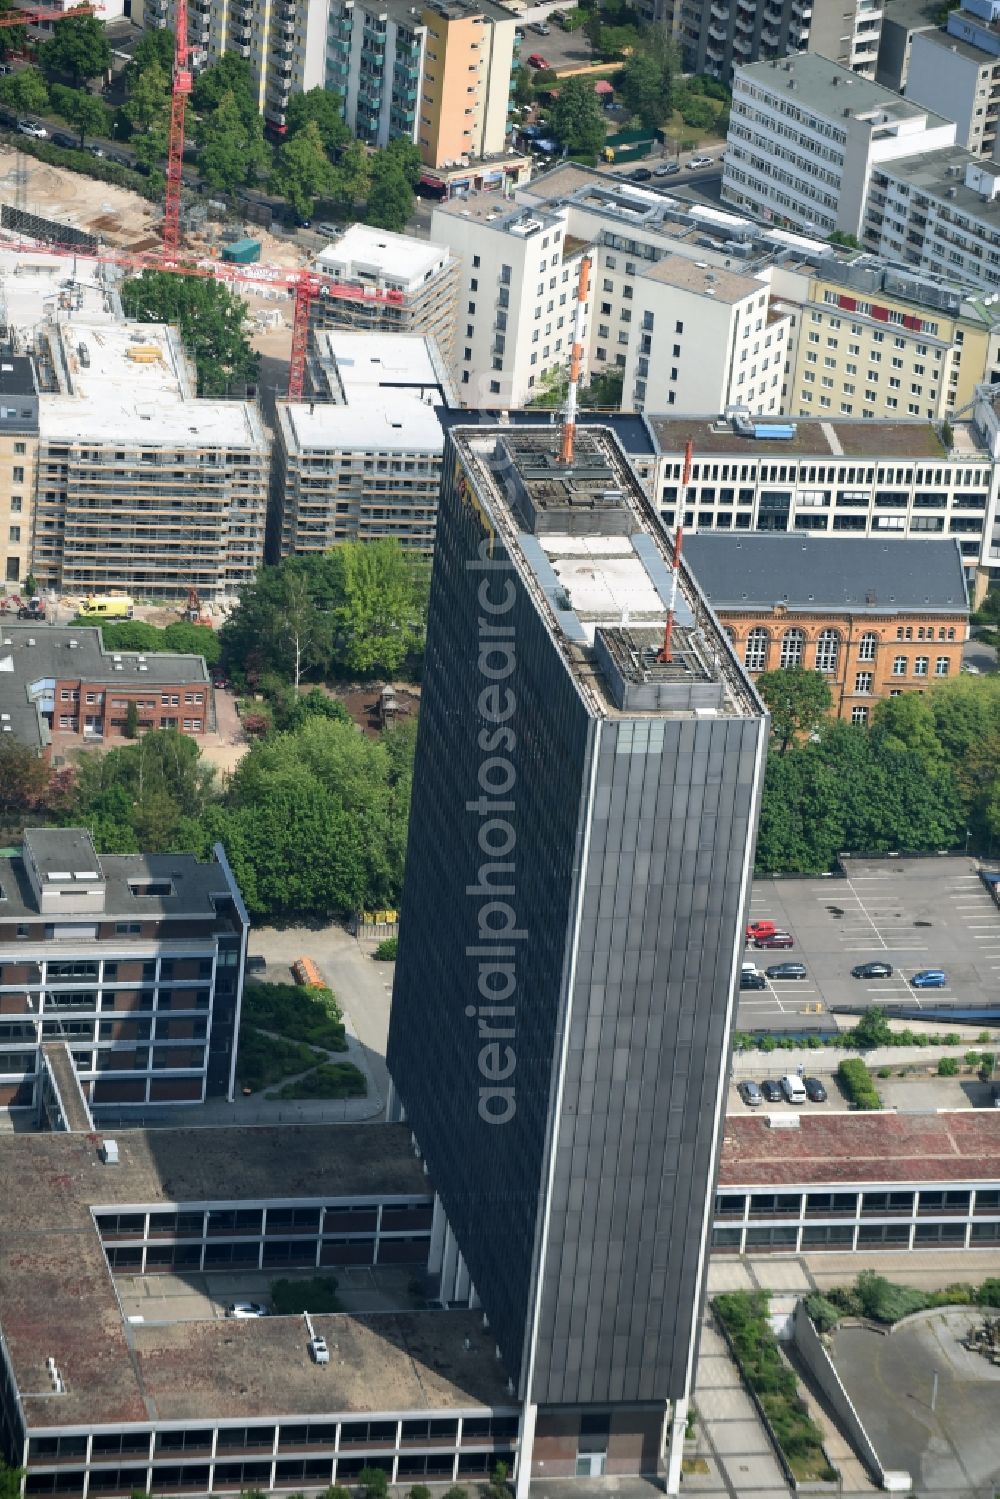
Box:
[684,534,970,724]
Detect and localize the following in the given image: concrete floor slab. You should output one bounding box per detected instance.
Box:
[709,1420,775,1456]
[751,1259,813,1293]
[694,1386,759,1422]
[707,1259,756,1292]
[694,1355,740,1390]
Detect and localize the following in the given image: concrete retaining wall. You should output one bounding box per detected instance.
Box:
[792,1303,885,1486]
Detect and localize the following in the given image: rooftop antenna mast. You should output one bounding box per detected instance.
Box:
[560,253,592,465]
[657,437,693,664]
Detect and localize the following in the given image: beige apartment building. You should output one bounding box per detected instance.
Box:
[417,0,518,169]
[779,267,997,422]
[0,356,38,589]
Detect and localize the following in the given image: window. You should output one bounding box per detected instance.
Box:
[935,656,950,676]
[851,706,869,725]
[914,656,929,676]
[855,672,873,694]
[12,466,23,483]
[815,629,839,673]
[745,627,769,671]
[892,655,906,676]
[858,632,877,662]
[779,629,805,669]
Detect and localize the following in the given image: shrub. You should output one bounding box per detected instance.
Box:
[373,936,398,961]
[837,1058,882,1110]
[442,1488,467,1499]
[323,1488,351,1499]
[855,1271,929,1324]
[804,1294,841,1333]
[760,1034,777,1052]
[876,1066,891,1078]
[914,1032,931,1047]
[977,1279,1000,1307]
[942,1032,961,1046]
[966,1051,982,1066]
[271,1275,341,1314]
[408,1487,432,1499]
[937,1056,959,1076]
[358,1468,389,1499]
[243,980,347,1051]
[853,1007,892,1049]
[978,1031,992,1044]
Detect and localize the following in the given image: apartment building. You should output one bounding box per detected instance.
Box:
[0,355,38,588]
[722,54,956,237]
[875,0,939,90]
[274,331,454,554]
[864,149,1000,293]
[144,0,328,129]
[778,259,997,422]
[29,323,268,604]
[0,625,213,753]
[327,0,429,148]
[417,0,518,169]
[645,411,999,589]
[0,827,248,1111]
[313,225,459,366]
[683,532,969,723]
[616,257,790,415]
[663,0,884,83]
[430,197,591,406]
[905,2,1000,163]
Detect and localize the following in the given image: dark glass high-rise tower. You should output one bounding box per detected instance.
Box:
[387,425,767,1493]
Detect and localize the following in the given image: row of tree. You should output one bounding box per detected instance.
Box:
[0,15,421,228]
[753,667,1000,872]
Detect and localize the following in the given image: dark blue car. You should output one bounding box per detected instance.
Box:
[911,969,946,988]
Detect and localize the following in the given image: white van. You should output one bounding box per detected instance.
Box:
[781,1074,807,1104]
[741,960,757,974]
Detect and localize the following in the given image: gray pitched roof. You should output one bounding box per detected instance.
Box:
[683,534,969,614]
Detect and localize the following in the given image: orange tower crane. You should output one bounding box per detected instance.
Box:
[163,0,192,262]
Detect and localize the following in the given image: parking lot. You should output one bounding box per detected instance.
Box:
[737,856,1000,1034]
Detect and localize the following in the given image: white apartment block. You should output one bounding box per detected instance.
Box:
[31,322,268,603]
[722,54,956,237]
[145,0,328,127]
[612,258,790,416]
[274,332,453,554]
[430,198,591,408]
[313,225,459,366]
[864,150,1000,292]
[906,1,1000,162]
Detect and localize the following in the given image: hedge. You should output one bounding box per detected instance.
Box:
[836,1057,882,1110]
[1,130,158,201]
[809,1273,1000,1329]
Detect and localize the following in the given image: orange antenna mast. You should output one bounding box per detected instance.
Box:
[658,437,693,664]
[560,253,592,465]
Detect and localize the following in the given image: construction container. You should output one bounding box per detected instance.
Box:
[221,237,262,264]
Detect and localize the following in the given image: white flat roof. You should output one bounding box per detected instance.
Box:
[316,330,445,393]
[0,247,122,337]
[316,224,451,291]
[38,321,263,447]
[284,398,444,454]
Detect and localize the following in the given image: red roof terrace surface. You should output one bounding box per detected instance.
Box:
[719,1111,1000,1189]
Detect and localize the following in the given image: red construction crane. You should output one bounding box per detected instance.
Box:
[163,0,192,261]
[0,5,100,29]
[0,237,403,399]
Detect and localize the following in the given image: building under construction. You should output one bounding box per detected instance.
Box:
[30,321,268,604]
[311,226,459,371]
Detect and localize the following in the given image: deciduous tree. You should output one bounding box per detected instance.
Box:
[272,120,336,220]
[39,8,110,87]
[120,271,258,396]
[756,666,832,752]
[551,74,606,157]
[285,87,350,154]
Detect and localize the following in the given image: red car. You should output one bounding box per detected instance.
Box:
[527,52,549,69]
[746,919,777,940]
[753,932,794,949]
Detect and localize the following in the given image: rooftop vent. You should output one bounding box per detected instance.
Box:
[766,1114,801,1129]
[100,1139,119,1165]
[68,639,78,649]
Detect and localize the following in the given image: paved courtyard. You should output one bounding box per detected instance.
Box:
[833,1310,1000,1495]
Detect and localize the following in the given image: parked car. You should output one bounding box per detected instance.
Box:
[781,1074,807,1104]
[226,1302,267,1319]
[87,143,106,157]
[804,1077,828,1103]
[51,132,78,149]
[761,1079,784,1103]
[912,969,946,988]
[765,962,807,980]
[753,932,794,949]
[688,153,715,169]
[747,919,777,940]
[739,970,766,990]
[16,119,46,138]
[527,52,549,69]
[107,151,131,167]
[628,166,653,182]
[530,21,551,34]
[654,160,680,176]
[737,1080,763,1107]
[309,1335,330,1365]
[852,961,893,979]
